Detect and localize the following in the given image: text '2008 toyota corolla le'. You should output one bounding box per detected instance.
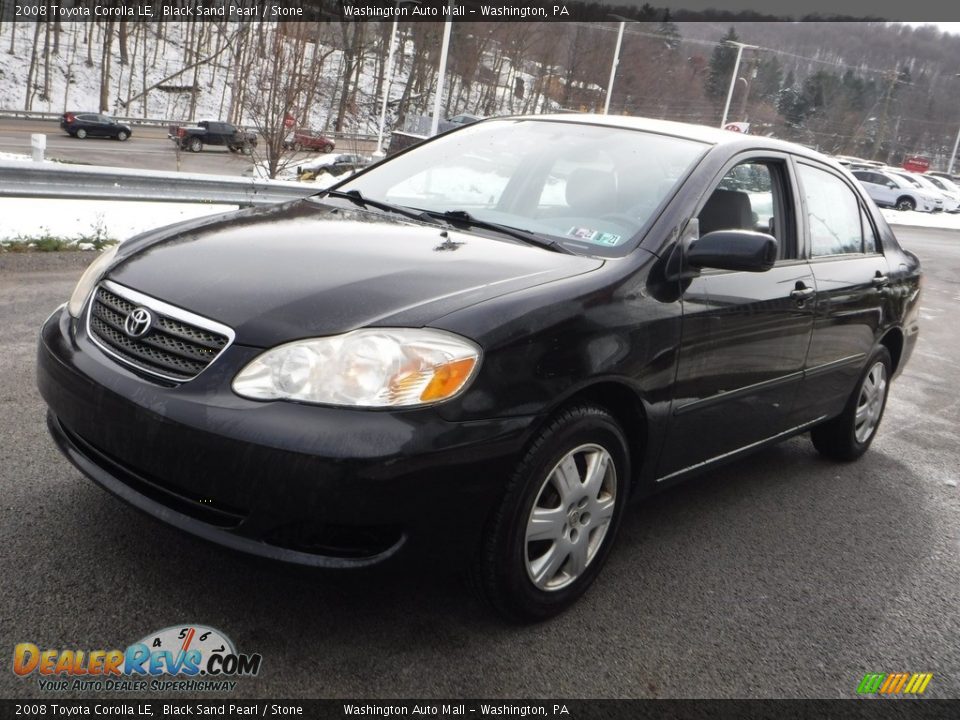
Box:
[37,115,921,621]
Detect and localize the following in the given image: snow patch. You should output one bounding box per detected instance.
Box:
[0,198,237,243]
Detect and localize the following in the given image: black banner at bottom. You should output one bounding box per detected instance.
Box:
[2,700,960,720]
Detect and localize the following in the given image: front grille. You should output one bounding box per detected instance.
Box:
[87,281,233,382]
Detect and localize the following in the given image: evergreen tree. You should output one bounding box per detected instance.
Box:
[705,27,740,102]
[754,56,782,102]
[657,13,681,51]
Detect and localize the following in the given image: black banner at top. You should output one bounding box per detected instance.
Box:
[7,0,960,22]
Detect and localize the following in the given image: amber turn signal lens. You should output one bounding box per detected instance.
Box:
[419,358,478,402]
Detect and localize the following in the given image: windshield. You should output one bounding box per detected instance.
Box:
[335,119,708,256]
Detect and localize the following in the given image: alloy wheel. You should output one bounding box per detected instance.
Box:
[524,443,617,592]
[854,361,888,444]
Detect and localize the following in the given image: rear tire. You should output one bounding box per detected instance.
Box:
[811,346,892,461]
[474,404,630,622]
[75,128,87,139]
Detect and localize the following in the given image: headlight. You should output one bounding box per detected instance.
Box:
[67,244,120,317]
[232,328,481,407]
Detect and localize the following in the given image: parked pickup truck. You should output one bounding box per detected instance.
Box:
[168,120,257,153]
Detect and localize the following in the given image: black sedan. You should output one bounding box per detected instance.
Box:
[60,112,132,141]
[37,115,921,621]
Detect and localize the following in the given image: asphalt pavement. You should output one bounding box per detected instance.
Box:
[0,226,958,700]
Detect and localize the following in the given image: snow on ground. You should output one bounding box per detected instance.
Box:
[882,208,960,231]
[0,198,237,244]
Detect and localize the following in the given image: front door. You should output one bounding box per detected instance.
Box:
[656,156,816,480]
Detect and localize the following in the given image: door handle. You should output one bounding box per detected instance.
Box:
[872,273,889,288]
[790,283,815,302]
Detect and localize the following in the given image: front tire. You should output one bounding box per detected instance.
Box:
[116,130,129,141]
[475,405,630,622]
[895,196,916,212]
[188,138,203,153]
[811,346,892,461]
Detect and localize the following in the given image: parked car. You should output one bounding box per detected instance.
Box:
[60,112,132,141]
[168,120,257,153]
[285,129,336,153]
[38,115,921,621]
[295,153,371,180]
[922,173,960,212]
[447,114,484,125]
[910,173,960,212]
[927,171,960,184]
[884,169,946,212]
[851,169,938,212]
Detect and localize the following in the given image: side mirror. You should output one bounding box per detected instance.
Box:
[687,230,777,273]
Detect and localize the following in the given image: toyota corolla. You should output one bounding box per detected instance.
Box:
[37,116,921,621]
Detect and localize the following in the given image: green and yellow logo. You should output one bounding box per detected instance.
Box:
[857,673,933,695]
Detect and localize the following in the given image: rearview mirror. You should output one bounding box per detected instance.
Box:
[687,230,777,273]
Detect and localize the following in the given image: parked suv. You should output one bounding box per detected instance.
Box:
[851,169,937,212]
[60,112,132,141]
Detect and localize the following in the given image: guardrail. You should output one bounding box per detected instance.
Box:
[0,110,379,143]
[0,159,318,207]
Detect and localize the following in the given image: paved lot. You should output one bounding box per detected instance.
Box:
[0,118,374,175]
[0,226,958,700]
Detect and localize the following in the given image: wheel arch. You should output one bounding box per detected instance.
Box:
[879,326,905,375]
[529,381,649,489]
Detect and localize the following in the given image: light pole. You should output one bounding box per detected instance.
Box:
[720,41,757,129]
[375,1,419,157]
[603,20,626,115]
[429,0,454,137]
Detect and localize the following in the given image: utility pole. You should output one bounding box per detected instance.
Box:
[949,74,960,175]
[871,71,898,160]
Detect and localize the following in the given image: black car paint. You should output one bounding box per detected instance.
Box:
[37,121,922,568]
[60,113,132,139]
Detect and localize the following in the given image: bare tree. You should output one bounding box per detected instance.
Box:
[242,23,322,179]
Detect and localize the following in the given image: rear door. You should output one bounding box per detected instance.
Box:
[791,161,890,423]
[656,154,816,480]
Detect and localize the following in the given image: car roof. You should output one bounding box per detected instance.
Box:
[494,113,836,164]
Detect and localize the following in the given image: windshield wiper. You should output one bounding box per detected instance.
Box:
[317,188,437,224]
[422,209,573,254]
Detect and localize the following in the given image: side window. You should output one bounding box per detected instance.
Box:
[798,164,864,257]
[698,160,793,260]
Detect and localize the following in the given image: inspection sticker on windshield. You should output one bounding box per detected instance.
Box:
[566,227,622,246]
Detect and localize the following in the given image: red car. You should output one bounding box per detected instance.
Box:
[286,129,335,153]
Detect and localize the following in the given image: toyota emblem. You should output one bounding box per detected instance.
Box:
[124,307,153,338]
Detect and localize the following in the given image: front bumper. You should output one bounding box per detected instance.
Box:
[38,306,533,567]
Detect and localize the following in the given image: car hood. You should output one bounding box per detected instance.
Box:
[106,200,604,347]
